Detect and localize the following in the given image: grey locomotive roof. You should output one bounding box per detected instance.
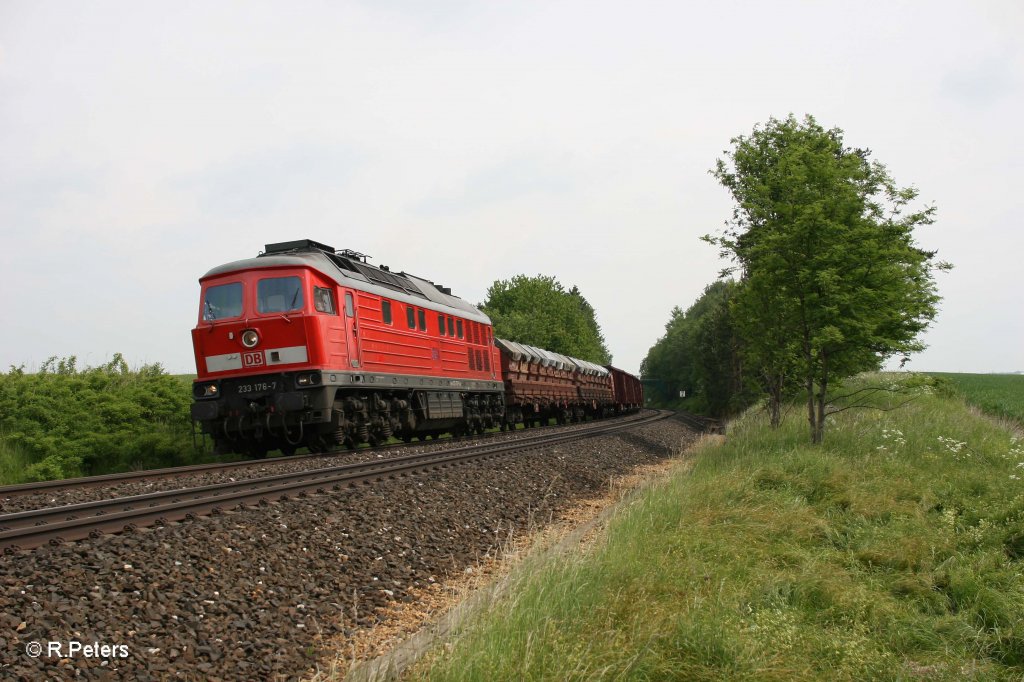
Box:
[201,248,491,324]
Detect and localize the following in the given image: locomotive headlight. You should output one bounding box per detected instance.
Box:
[241,329,259,348]
[297,375,310,386]
[194,382,219,398]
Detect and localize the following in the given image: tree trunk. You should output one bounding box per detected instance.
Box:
[812,353,829,444]
[806,375,817,442]
[768,373,782,428]
[801,309,817,444]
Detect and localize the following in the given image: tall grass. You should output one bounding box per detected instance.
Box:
[0,433,36,486]
[416,373,1024,680]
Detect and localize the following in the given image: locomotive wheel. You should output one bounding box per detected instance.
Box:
[280,444,298,457]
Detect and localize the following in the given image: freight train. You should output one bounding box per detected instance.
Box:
[190,240,643,457]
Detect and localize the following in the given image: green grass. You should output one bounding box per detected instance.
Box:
[414,373,1024,681]
[929,373,1024,426]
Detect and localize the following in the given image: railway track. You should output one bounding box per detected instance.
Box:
[671,410,725,434]
[0,414,648,501]
[0,411,670,553]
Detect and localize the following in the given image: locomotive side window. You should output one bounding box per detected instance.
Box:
[314,287,336,314]
[417,309,426,331]
[447,316,455,337]
[406,306,416,329]
[203,282,243,321]
[382,300,392,325]
[437,314,446,336]
[456,319,463,338]
[258,277,304,313]
[345,292,354,317]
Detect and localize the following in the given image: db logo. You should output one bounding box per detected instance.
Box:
[242,352,265,368]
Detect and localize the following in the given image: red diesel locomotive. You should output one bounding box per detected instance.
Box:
[190,240,642,456]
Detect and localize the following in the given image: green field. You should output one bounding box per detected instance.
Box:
[929,373,1024,426]
[414,373,1024,680]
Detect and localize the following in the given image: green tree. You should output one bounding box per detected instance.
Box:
[482,275,611,363]
[640,280,752,416]
[729,267,801,428]
[708,114,948,443]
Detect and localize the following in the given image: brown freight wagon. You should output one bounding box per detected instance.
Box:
[605,365,643,414]
[495,338,615,426]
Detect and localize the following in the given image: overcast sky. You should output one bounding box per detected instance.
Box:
[1,0,1021,376]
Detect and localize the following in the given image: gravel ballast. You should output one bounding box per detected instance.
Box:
[1,416,697,680]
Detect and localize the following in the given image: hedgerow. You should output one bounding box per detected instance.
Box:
[0,354,198,483]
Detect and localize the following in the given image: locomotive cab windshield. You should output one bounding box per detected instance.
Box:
[199,274,314,322]
[202,282,243,321]
[257,276,304,314]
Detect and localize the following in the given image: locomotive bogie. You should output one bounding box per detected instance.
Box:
[193,365,506,454]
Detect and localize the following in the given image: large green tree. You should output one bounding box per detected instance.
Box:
[482,275,612,364]
[708,114,948,443]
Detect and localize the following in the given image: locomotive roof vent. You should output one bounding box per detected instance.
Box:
[263,238,337,255]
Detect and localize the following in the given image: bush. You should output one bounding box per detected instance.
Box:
[0,354,200,483]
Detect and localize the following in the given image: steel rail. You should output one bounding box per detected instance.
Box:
[0,411,670,553]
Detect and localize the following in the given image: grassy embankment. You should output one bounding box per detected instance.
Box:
[414,373,1024,680]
